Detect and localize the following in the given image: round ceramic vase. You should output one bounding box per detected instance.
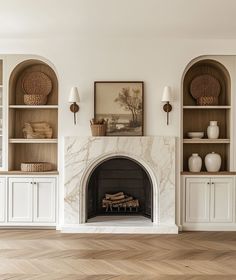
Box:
[207,121,219,139]
[188,153,202,172]
[205,152,221,172]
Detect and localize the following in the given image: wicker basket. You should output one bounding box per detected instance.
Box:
[24,94,47,105]
[21,162,52,172]
[197,96,218,106]
[22,71,52,96]
[90,124,107,136]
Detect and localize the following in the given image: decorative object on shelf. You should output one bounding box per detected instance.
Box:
[205,152,221,172]
[21,162,52,172]
[22,71,52,105]
[22,71,52,96]
[23,122,53,139]
[23,94,47,105]
[69,87,80,125]
[187,132,204,139]
[188,153,202,172]
[207,121,219,139]
[90,118,107,136]
[161,86,172,125]
[94,81,144,136]
[190,74,221,106]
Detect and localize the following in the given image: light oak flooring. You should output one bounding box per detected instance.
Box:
[0,230,236,279]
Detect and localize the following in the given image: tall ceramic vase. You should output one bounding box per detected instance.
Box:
[188,153,202,172]
[205,152,221,172]
[207,121,219,139]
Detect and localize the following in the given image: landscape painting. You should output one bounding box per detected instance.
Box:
[94,81,144,136]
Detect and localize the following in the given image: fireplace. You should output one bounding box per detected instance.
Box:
[87,157,152,221]
[64,136,178,234]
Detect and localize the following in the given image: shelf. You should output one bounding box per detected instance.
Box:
[181,171,236,175]
[9,105,58,109]
[0,170,59,175]
[183,106,231,109]
[183,139,230,144]
[9,139,58,144]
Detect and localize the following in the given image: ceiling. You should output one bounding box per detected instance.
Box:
[0,0,236,39]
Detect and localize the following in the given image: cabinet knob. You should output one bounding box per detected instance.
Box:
[207,182,210,184]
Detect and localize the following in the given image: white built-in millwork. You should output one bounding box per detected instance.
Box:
[2,176,57,226]
[182,176,235,230]
[0,56,59,228]
[0,178,6,222]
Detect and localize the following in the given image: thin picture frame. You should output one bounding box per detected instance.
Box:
[94,81,144,136]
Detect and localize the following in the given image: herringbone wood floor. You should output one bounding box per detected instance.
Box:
[0,230,236,279]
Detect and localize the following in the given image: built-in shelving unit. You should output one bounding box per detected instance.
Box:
[183,139,230,144]
[8,59,58,171]
[182,59,231,173]
[0,60,3,169]
[183,106,231,109]
[9,139,58,144]
[9,105,58,109]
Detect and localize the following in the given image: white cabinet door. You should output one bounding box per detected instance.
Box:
[185,178,210,223]
[0,177,6,222]
[8,178,33,222]
[210,177,234,223]
[33,178,56,223]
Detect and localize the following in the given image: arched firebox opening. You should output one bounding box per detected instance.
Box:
[86,156,153,221]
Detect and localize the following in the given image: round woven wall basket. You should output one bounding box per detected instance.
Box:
[22,71,52,96]
[21,162,52,172]
[190,74,221,106]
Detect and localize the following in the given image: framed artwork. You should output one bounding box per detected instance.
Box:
[94,81,144,136]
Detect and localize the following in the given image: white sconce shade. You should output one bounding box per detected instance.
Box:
[69,87,80,103]
[161,86,172,125]
[161,86,172,102]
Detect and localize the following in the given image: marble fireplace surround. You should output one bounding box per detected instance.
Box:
[63,136,178,233]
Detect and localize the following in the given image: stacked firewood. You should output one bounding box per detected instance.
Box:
[102,192,139,212]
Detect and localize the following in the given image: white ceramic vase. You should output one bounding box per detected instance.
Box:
[205,152,221,172]
[188,153,202,172]
[207,121,219,139]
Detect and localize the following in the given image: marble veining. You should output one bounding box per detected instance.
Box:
[64,136,176,233]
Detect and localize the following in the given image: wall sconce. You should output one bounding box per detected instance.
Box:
[162,86,172,125]
[69,87,80,125]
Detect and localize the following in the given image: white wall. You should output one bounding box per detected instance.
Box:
[1,37,236,225]
[1,38,236,137]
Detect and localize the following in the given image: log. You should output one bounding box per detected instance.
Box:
[110,195,125,201]
[102,196,133,207]
[102,196,134,204]
[105,192,124,200]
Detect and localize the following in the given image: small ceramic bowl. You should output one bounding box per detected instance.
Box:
[187,132,204,139]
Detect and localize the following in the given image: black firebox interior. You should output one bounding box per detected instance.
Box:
[86,157,152,221]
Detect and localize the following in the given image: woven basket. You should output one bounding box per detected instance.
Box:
[24,94,47,105]
[197,96,218,106]
[22,71,52,96]
[21,162,52,172]
[90,124,107,136]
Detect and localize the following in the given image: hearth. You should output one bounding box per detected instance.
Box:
[87,157,152,221]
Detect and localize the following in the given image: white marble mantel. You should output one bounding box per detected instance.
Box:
[63,136,178,233]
